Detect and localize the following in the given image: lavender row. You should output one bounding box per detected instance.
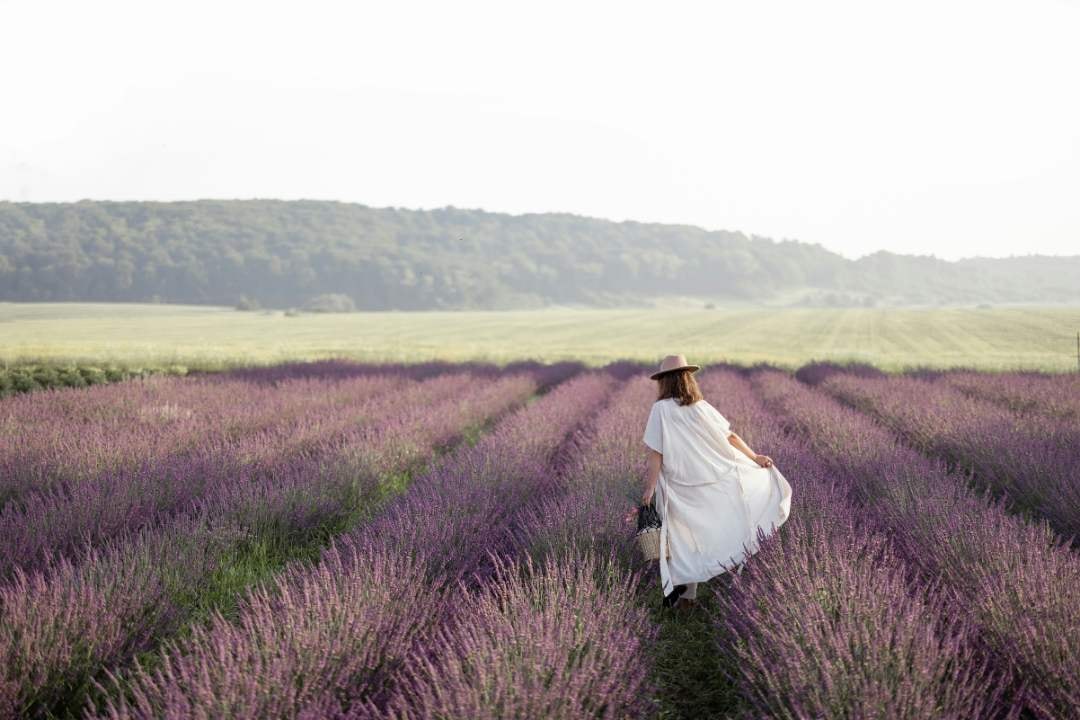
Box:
[821,373,1080,543]
[92,372,615,719]
[361,371,616,587]
[515,376,656,568]
[380,553,653,720]
[756,370,1080,718]
[702,371,1010,719]
[383,378,663,719]
[5,363,557,576]
[0,371,388,507]
[0,372,469,577]
[938,370,1080,424]
[219,358,584,388]
[0,359,581,512]
[2,372,538,718]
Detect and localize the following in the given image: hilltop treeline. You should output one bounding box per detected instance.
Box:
[0,200,1076,309]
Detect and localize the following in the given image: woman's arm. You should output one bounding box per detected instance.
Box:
[625,448,662,523]
[728,432,773,468]
[642,448,662,504]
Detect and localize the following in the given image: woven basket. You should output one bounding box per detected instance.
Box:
[636,527,670,561]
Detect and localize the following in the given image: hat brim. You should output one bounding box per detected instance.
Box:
[649,364,700,380]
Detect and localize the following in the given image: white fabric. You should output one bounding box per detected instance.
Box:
[643,398,793,597]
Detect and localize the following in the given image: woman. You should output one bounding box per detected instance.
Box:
[639,354,792,609]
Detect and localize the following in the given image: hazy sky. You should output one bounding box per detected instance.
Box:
[2,0,1078,260]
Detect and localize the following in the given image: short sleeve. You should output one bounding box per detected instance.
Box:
[707,403,734,436]
[643,402,663,453]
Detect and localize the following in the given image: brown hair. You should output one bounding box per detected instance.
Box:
[656,369,703,406]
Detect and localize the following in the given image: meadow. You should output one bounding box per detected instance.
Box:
[1,358,1077,719]
[3,302,1080,371]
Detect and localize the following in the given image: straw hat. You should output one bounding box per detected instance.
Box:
[649,354,700,380]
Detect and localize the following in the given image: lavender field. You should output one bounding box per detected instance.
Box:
[1,360,1077,720]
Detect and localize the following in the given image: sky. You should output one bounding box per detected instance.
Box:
[1,0,1078,260]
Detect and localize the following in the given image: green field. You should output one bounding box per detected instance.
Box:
[2,302,1079,372]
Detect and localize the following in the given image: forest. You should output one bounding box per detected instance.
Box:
[1,200,1077,310]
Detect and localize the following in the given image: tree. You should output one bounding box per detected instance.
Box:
[303,293,356,313]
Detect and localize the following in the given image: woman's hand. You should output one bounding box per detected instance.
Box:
[624,491,655,524]
[753,453,774,468]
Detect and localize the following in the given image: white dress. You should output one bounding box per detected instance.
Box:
[643,398,793,596]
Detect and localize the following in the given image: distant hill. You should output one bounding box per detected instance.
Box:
[1,200,1077,310]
